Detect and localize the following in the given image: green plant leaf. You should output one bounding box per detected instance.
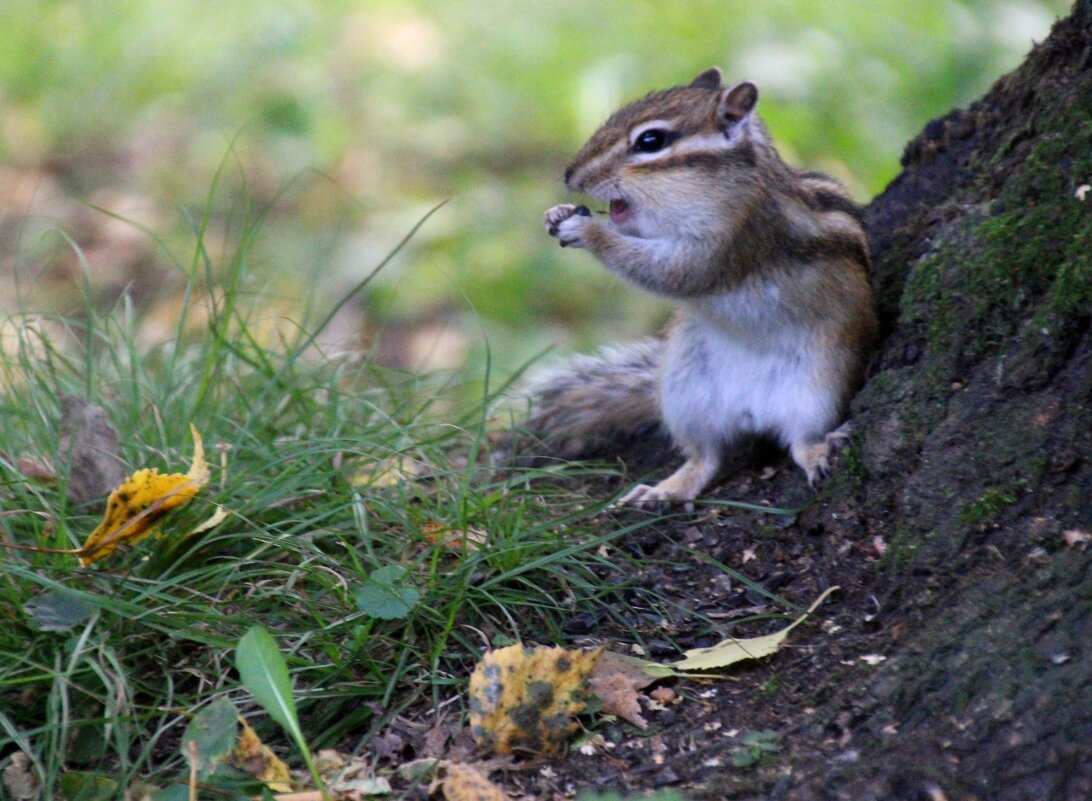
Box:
[236,626,299,739]
[23,589,96,632]
[236,626,326,798]
[354,564,420,620]
[150,786,191,801]
[181,697,238,778]
[58,772,117,801]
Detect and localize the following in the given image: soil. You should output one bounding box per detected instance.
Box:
[375,5,1092,800]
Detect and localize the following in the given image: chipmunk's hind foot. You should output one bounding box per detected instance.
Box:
[791,422,853,487]
[614,450,720,513]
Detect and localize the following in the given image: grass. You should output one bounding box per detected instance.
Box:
[0,195,665,795]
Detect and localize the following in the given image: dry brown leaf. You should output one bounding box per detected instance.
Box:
[586,650,673,730]
[1,752,40,801]
[14,457,56,483]
[58,395,126,506]
[467,643,602,757]
[313,747,391,797]
[370,731,406,762]
[77,424,209,566]
[587,671,646,729]
[227,720,292,792]
[421,522,486,552]
[421,723,452,758]
[313,748,346,775]
[442,763,506,801]
[649,686,677,704]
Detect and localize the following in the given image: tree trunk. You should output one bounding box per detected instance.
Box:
[791,2,1092,798]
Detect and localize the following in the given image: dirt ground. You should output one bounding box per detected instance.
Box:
[373,5,1092,800]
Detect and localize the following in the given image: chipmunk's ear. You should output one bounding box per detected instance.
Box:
[688,67,722,90]
[716,81,759,131]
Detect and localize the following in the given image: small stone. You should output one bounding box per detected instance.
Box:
[652,768,680,788]
[646,640,677,658]
[561,612,598,635]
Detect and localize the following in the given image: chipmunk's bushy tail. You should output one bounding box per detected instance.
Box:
[513,339,665,458]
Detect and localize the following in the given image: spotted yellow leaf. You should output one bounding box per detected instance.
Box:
[77,424,209,566]
[468,643,602,757]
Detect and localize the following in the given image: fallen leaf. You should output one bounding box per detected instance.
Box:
[649,686,676,704]
[370,731,406,762]
[397,758,443,783]
[314,749,346,775]
[190,506,229,535]
[421,522,486,552]
[421,723,452,758]
[467,643,602,757]
[442,763,505,801]
[1076,183,1090,201]
[14,457,56,483]
[740,547,756,564]
[586,650,674,730]
[228,720,292,792]
[350,456,423,488]
[1,752,40,801]
[587,671,646,729]
[58,395,126,507]
[674,586,839,671]
[859,654,887,665]
[312,748,392,797]
[330,777,392,798]
[77,424,208,566]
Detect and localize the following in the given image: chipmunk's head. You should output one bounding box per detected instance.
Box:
[564,68,767,235]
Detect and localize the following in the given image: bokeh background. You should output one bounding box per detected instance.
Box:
[0,0,1070,389]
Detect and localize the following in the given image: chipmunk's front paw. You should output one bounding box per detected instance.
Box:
[544,204,591,248]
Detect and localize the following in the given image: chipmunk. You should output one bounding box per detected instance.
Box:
[524,67,877,509]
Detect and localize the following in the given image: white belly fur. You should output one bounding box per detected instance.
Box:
[659,293,841,456]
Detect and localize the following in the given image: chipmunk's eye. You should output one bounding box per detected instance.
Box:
[633,128,671,153]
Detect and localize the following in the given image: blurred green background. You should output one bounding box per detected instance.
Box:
[0,0,1070,385]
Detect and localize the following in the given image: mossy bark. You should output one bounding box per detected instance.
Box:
[786,3,1092,798]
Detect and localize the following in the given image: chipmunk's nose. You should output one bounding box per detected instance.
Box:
[563,164,575,188]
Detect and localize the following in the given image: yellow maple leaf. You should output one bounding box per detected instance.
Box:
[77,424,209,566]
[467,643,602,757]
